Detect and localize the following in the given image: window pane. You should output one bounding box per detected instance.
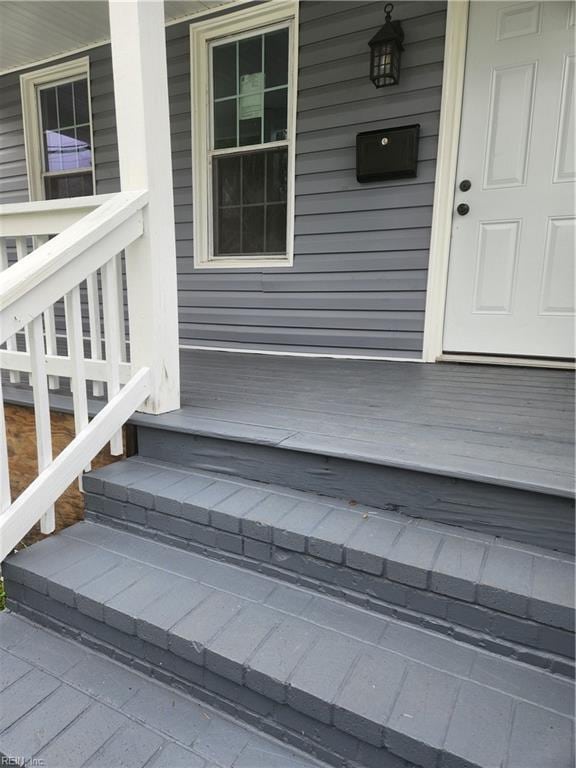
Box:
[73,79,90,124]
[242,205,265,253]
[40,87,58,130]
[239,115,261,147]
[213,42,237,99]
[218,207,241,254]
[75,125,92,169]
[45,174,67,198]
[239,36,262,79]
[266,148,288,202]
[266,203,287,253]
[66,171,93,197]
[242,152,265,204]
[265,28,289,89]
[44,131,63,171]
[216,155,241,205]
[264,88,287,143]
[214,99,237,149]
[44,124,91,171]
[44,172,93,200]
[59,126,78,170]
[57,82,74,127]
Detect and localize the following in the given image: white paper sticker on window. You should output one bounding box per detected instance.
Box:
[239,72,263,120]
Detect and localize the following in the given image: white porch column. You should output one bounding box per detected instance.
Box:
[108,0,180,414]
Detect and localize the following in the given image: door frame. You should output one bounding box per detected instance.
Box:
[422,0,575,368]
[422,0,470,363]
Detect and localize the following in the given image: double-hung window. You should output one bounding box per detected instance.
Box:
[21,58,95,200]
[191,3,298,268]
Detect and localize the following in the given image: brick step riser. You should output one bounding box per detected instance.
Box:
[84,496,575,677]
[5,583,415,768]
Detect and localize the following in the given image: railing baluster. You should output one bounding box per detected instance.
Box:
[0,239,20,384]
[87,272,104,397]
[28,314,55,534]
[65,285,90,480]
[0,377,11,515]
[115,253,128,362]
[15,238,32,384]
[35,235,59,391]
[102,257,123,455]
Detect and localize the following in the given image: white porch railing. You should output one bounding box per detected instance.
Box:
[0,192,153,561]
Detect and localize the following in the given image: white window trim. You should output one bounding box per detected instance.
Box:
[190,1,299,269]
[20,57,96,202]
[421,1,469,361]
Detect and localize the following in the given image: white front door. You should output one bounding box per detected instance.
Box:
[443,1,575,359]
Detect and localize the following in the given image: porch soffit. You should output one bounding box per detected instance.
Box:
[0,0,236,76]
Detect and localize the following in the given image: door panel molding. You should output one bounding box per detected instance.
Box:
[473,219,521,313]
[553,53,576,183]
[483,62,537,189]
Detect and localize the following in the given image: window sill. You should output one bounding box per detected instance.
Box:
[194,255,293,269]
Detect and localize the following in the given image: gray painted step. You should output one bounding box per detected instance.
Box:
[4,522,574,768]
[134,424,575,555]
[0,612,326,768]
[83,458,575,671]
[5,347,575,553]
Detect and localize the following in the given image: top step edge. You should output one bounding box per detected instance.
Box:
[3,384,573,498]
[130,413,575,500]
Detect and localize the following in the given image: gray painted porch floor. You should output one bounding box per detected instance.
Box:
[3,350,574,496]
[134,350,575,497]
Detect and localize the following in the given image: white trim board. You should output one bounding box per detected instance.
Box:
[422,0,469,364]
[179,344,422,363]
[438,354,575,370]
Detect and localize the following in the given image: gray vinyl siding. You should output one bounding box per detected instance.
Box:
[0,0,447,358]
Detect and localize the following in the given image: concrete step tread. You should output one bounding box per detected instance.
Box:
[0,612,325,768]
[5,522,574,768]
[84,458,575,633]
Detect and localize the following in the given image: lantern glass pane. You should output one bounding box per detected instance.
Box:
[370,40,400,87]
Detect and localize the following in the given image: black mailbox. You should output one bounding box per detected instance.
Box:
[356,124,420,182]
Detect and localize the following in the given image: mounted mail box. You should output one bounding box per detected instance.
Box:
[356,124,420,182]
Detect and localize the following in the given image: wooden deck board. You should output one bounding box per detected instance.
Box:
[3,349,574,496]
[175,350,575,496]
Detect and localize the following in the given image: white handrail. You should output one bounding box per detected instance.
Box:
[0,194,116,237]
[0,190,153,560]
[0,190,147,342]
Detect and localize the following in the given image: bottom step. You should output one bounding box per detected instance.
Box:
[0,612,326,768]
[5,522,574,768]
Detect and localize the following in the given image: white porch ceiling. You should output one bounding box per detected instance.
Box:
[0,1,235,75]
